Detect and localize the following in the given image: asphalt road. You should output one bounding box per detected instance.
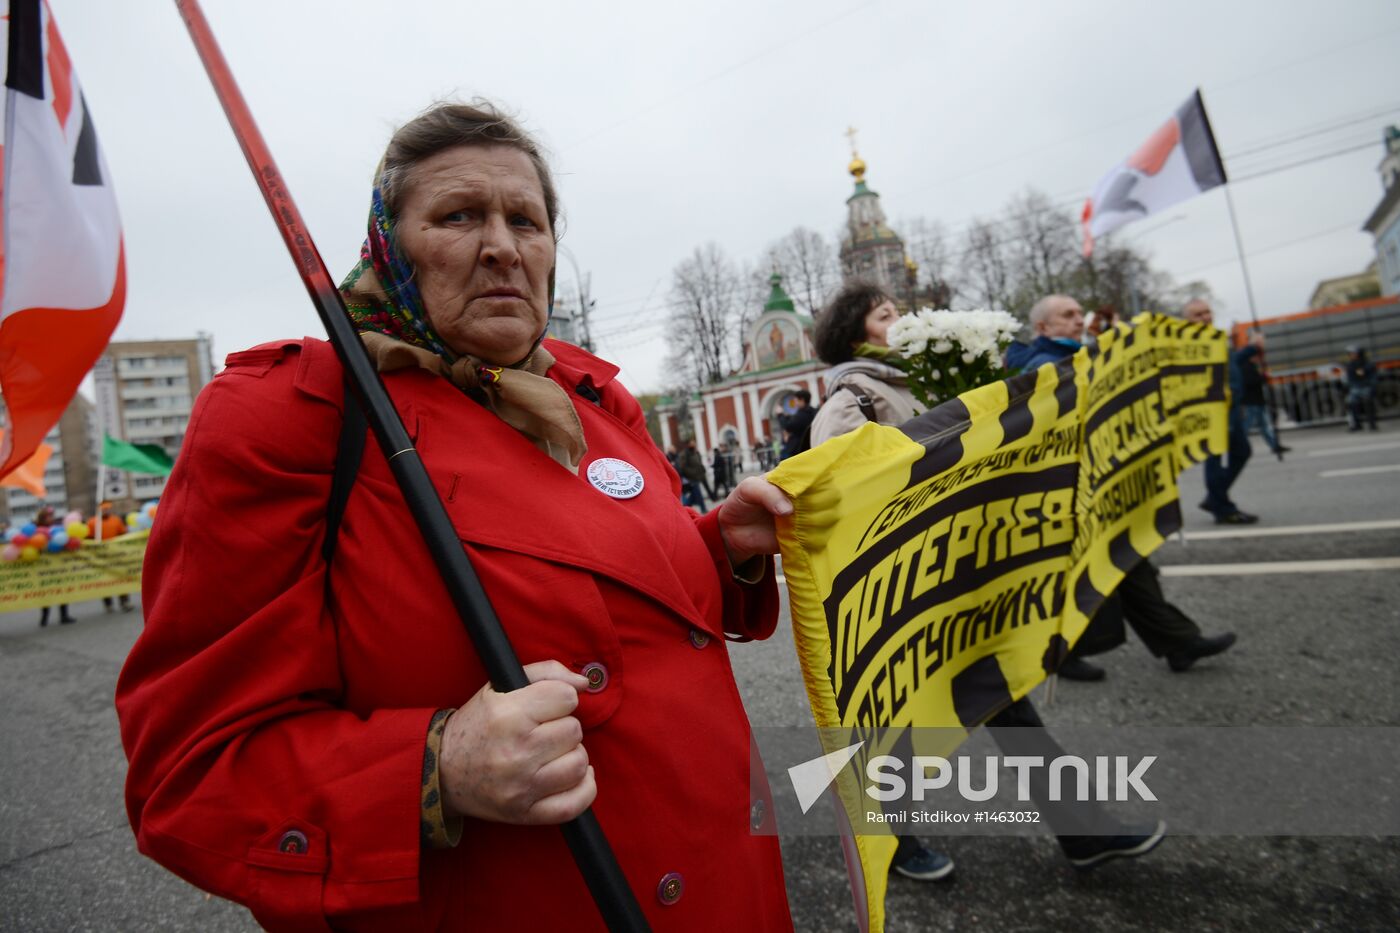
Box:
[1,422,1396,931]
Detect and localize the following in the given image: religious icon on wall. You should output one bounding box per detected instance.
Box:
[756,318,800,369]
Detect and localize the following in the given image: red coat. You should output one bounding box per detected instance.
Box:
[116,338,793,932]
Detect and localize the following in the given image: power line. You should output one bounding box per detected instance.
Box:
[589,277,666,337]
[1175,221,1362,278]
[1232,140,1380,183]
[596,329,671,353]
[1209,23,1400,95]
[1226,133,1376,181]
[1226,101,1400,159]
[592,127,1378,336]
[586,68,1397,331]
[900,24,1400,201]
[590,120,1385,318]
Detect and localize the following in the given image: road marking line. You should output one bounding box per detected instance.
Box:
[1181,519,1400,540]
[1308,441,1400,458]
[1318,464,1400,478]
[1161,557,1400,577]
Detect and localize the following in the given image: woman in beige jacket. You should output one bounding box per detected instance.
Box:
[810,284,921,449]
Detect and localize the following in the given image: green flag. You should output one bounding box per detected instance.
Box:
[102,434,175,476]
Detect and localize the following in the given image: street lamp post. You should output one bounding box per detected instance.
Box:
[557,244,595,352]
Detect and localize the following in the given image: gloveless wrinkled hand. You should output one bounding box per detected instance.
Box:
[439,660,596,825]
[716,475,794,570]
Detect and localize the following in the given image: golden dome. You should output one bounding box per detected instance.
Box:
[848,155,866,181]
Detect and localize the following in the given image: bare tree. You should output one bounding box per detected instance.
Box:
[955,187,1188,319]
[900,216,958,307]
[738,261,770,344]
[665,243,745,391]
[1160,279,1218,315]
[1005,189,1077,309]
[961,217,1015,312]
[764,227,839,315]
[1066,242,1185,316]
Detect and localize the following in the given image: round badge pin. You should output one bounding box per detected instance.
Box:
[587,457,645,500]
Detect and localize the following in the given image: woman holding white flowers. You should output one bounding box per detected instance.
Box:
[811,285,1027,448]
[810,285,921,447]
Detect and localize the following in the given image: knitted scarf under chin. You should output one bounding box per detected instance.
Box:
[339,183,585,472]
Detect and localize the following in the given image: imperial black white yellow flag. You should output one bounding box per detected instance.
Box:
[1081,90,1226,256]
[0,0,124,477]
[769,314,1228,933]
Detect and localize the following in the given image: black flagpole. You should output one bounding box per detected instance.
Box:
[172,3,649,929]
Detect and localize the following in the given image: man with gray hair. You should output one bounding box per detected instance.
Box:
[1183,298,1259,524]
[1007,294,1087,371]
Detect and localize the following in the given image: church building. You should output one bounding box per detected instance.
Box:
[655,272,824,468]
[840,143,920,307]
[654,145,920,471]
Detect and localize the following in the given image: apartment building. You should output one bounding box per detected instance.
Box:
[0,393,97,523]
[93,335,214,506]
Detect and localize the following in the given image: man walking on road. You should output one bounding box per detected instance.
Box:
[677,439,713,511]
[1183,299,1259,525]
[1238,329,1288,459]
[1344,346,1380,432]
[711,446,733,497]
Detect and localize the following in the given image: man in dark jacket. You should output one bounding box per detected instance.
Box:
[1344,346,1380,431]
[676,439,712,511]
[711,447,733,497]
[1185,299,1258,525]
[777,390,817,460]
[1014,295,1086,370]
[1238,329,1287,457]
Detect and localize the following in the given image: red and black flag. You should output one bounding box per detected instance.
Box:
[1081,89,1226,256]
[0,0,125,477]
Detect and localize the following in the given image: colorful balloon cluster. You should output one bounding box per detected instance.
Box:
[126,501,158,532]
[1,500,159,562]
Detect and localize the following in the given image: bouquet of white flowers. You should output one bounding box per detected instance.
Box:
[885,308,1024,409]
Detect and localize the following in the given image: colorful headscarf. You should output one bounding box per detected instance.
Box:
[339,176,586,472]
[341,185,455,359]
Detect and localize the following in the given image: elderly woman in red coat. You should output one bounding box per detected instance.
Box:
[116,101,795,932]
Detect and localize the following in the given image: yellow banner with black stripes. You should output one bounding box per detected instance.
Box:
[0,531,147,612]
[768,313,1227,933]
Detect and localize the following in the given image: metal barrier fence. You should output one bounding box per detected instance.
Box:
[1268,367,1398,429]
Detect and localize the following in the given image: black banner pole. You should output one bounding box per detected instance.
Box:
[171,3,649,929]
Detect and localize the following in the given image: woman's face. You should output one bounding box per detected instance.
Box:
[861,299,901,348]
[394,145,554,364]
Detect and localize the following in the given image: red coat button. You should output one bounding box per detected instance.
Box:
[277,830,308,854]
[657,872,684,905]
[582,662,609,693]
[688,629,710,649]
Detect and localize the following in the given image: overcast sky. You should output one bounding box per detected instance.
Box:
[60,0,1400,394]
